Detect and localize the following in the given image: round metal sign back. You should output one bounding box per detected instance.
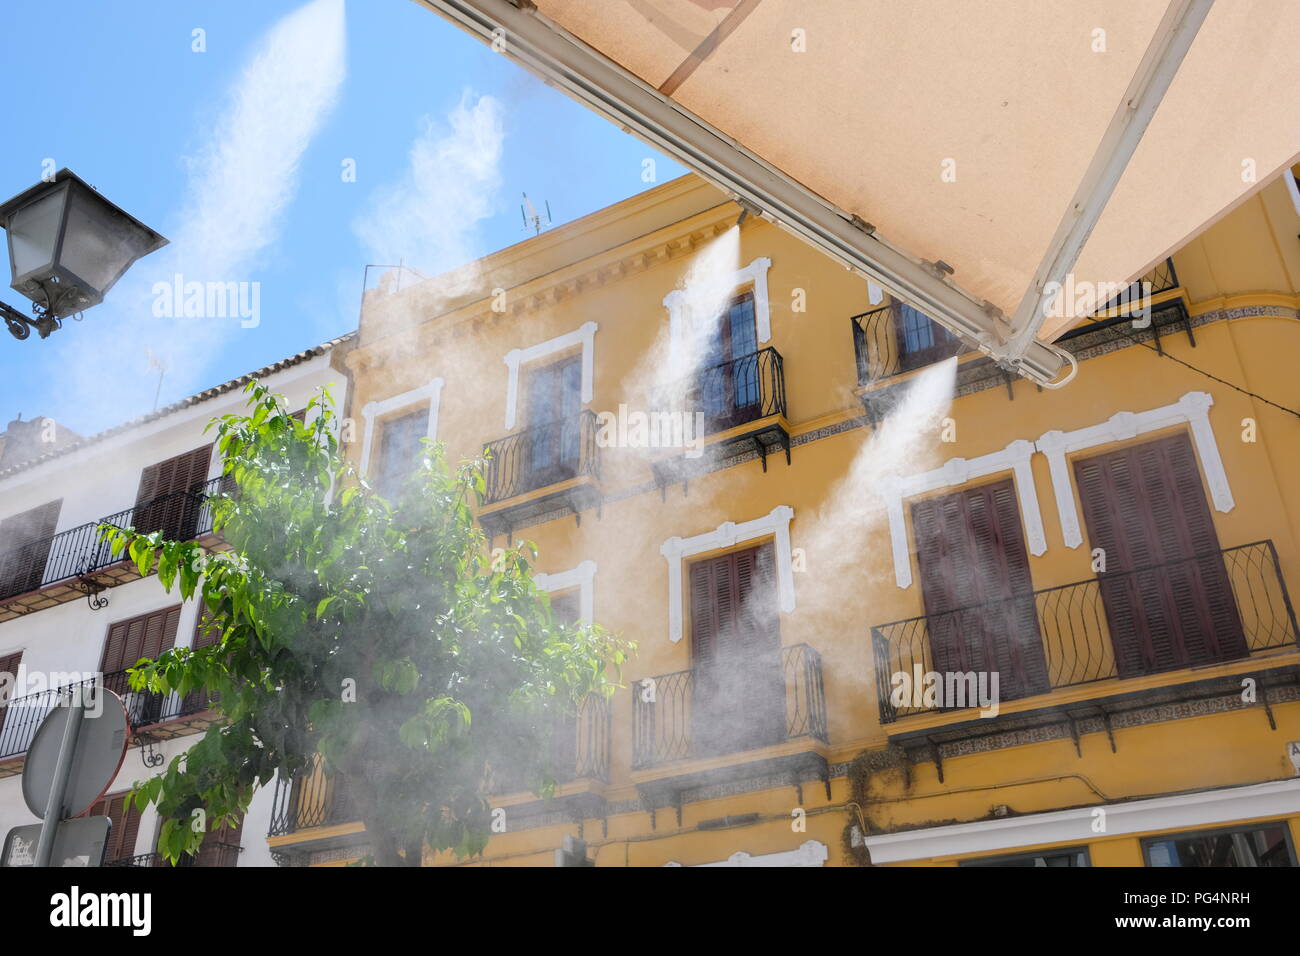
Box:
[22,686,130,820]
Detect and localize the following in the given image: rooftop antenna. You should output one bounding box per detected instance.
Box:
[521,192,552,236]
[146,349,167,412]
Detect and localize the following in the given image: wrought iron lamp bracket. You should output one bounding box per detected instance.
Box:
[138,735,164,769]
[75,575,109,611]
[2,297,67,341]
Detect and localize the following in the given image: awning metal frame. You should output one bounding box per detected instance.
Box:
[417,0,1077,385]
[1006,0,1215,358]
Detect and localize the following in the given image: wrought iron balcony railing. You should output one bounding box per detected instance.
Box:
[659,346,787,436]
[487,693,611,794]
[632,643,827,770]
[1095,257,1180,313]
[268,754,356,838]
[850,261,1181,389]
[850,302,967,387]
[267,696,610,840]
[0,668,219,763]
[481,410,600,506]
[104,842,242,868]
[871,540,1299,724]
[0,476,230,605]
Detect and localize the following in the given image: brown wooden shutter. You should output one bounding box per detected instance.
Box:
[0,499,62,598]
[911,479,1048,703]
[0,649,23,742]
[1074,433,1246,677]
[101,606,182,672]
[100,606,182,723]
[0,650,22,701]
[84,791,143,863]
[689,556,720,666]
[688,544,785,756]
[134,446,212,539]
[183,813,243,867]
[181,608,222,715]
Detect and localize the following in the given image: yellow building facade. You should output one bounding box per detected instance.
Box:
[267,170,1300,867]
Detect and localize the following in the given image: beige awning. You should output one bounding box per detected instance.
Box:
[417,0,1300,385]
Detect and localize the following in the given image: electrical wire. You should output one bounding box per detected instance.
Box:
[1079,310,1300,420]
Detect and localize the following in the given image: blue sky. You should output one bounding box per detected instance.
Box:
[0,0,686,436]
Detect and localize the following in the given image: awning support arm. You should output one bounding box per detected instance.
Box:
[418,0,1074,385]
[1004,0,1215,361]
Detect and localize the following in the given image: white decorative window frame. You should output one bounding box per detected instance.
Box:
[660,505,794,644]
[882,440,1045,590]
[662,256,773,361]
[359,378,445,477]
[534,560,597,624]
[664,840,828,867]
[503,321,598,430]
[1035,391,1233,550]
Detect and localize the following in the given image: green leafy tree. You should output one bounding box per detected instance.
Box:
[105,382,629,866]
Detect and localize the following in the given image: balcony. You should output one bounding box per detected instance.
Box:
[0,476,229,623]
[478,411,601,539]
[869,541,1299,765]
[851,302,967,389]
[631,644,829,824]
[849,259,1187,420]
[650,346,790,492]
[1060,256,1194,356]
[0,668,221,778]
[105,842,242,868]
[486,693,612,825]
[268,754,357,840]
[267,696,611,855]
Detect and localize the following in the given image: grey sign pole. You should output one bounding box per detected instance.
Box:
[33,689,85,868]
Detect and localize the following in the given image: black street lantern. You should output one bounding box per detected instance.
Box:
[0,169,167,340]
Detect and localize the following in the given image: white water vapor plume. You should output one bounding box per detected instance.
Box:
[628,225,742,417]
[45,0,347,430]
[798,358,959,606]
[353,91,504,294]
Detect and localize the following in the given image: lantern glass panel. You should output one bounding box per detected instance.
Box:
[7,186,67,282]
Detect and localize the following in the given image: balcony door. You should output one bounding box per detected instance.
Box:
[688,543,785,757]
[134,445,212,542]
[697,291,760,431]
[1074,433,1246,677]
[525,355,582,488]
[911,479,1049,704]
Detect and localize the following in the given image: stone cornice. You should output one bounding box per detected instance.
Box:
[350,203,742,367]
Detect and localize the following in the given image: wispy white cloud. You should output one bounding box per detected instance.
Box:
[45,0,347,431]
[353,91,504,280]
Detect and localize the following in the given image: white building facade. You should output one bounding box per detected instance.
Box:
[0,337,350,867]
